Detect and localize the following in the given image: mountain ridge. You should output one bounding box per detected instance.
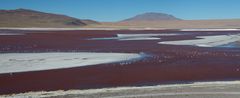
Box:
[122,12,181,22]
[0,8,99,27]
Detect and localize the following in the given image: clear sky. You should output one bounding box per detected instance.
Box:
[0,0,240,22]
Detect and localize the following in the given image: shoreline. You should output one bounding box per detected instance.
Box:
[0,27,167,31]
[2,80,240,97]
[1,27,240,31]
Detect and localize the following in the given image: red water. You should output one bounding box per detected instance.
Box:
[0,30,240,95]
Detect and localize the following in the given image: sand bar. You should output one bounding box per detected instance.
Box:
[159,34,240,47]
[180,29,240,31]
[0,52,142,74]
[90,33,181,41]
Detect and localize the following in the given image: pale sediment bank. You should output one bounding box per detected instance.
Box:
[89,33,182,41]
[2,81,240,98]
[117,34,180,40]
[159,34,240,47]
[116,34,180,37]
[118,37,161,41]
[0,52,142,74]
[180,29,240,31]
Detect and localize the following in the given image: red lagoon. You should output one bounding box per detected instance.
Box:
[0,29,240,94]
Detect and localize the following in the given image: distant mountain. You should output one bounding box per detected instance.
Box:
[122,12,181,22]
[0,8,99,27]
[81,19,100,25]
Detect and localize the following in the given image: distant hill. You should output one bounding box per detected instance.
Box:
[81,19,100,25]
[0,9,99,27]
[96,19,240,29]
[122,12,181,22]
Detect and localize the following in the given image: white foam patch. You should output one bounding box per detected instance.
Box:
[159,34,240,47]
[0,52,142,74]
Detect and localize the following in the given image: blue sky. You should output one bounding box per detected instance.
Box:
[0,0,240,22]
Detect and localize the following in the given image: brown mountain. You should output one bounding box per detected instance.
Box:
[0,8,99,27]
[122,12,181,22]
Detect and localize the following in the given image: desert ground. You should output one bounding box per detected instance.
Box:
[87,19,240,29]
[0,29,240,97]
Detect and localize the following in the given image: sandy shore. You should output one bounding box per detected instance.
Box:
[2,81,240,98]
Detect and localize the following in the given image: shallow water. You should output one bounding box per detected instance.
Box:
[218,42,240,48]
